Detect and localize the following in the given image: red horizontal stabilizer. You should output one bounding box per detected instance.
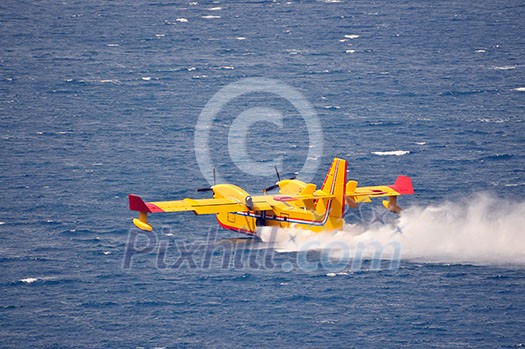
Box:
[389,176,414,195]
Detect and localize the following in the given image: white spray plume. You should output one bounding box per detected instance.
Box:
[257,193,525,266]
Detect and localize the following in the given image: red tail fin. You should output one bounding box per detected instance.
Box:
[129,194,151,212]
[390,176,414,195]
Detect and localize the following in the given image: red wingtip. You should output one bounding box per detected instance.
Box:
[391,176,414,195]
[128,194,151,212]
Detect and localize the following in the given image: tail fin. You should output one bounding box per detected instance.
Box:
[390,175,414,195]
[315,158,347,230]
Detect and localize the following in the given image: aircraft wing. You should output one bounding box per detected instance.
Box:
[129,193,275,231]
[129,188,336,231]
[129,189,336,215]
[129,194,273,215]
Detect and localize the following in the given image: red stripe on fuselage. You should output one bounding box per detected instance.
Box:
[146,203,164,213]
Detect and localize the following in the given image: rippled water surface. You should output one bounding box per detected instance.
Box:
[1,0,524,347]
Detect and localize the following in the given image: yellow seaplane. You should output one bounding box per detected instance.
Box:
[129,158,414,234]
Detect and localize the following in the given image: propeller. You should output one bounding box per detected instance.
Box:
[196,168,216,193]
[263,165,296,193]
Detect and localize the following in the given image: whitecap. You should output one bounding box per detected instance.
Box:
[415,142,427,145]
[20,278,38,284]
[176,18,189,23]
[513,87,525,92]
[372,150,410,156]
[141,76,152,81]
[99,79,119,84]
[344,34,360,39]
[475,49,486,53]
[345,49,356,53]
[504,183,524,187]
[207,6,222,10]
[103,251,111,255]
[493,65,516,70]
[0,221,5,225]
[155,33,165,38]
[326,272,337,277]
[236,36,247,40]
[202,15,221,19]
[106,43,119,47]
[287,49,302,55]
[479,118,505,123]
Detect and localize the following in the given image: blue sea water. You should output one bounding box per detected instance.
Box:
[1,0,525,347]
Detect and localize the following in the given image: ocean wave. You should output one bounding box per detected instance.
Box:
[98,79,119,84]
[372,150,410,156]
[478,117,506,123]
[493,65,516,70]
[17,275,83,286]
[480,154,513,161]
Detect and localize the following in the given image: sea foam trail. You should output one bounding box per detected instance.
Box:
[257,194,525,266]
